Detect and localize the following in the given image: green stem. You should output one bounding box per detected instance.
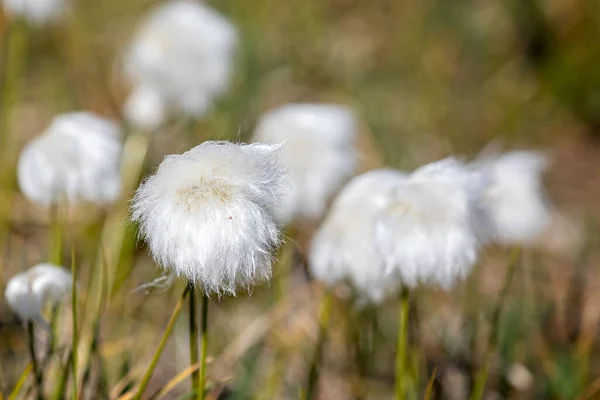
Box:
[133,286,190,400]
[71,246,78,400]
[199,293,209,400]
[27,321,43,400]
[395,288,410,400]
[470,246,521,400]
[50,201,64,265]
[189,283,199,395]
[305,289,333,399]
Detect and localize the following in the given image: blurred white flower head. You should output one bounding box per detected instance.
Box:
[310,169,406,304]
[5,263,72,322]
[254,103,359,225]
[2,0,67,25]
[131,141,285,295]
[124,0,237,128]
[377,158,487,288]
[475,151,550,245]
[17,112,123,206]
[123,85,167,132]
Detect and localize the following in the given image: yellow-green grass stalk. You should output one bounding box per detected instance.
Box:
[7,363,32,400]
[470,246,521,400]
[71,246,78,400]
[198,293,210,400]
[133,285,190,400]
[395,288,410,400]
[49,200,65,266]
[305,288,334,399]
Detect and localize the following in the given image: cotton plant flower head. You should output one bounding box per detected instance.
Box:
[124,0,237,129]
[310,169,407,304]
[123,85,167,132]
[376,158,487,289]
[2,0,68,25]
[17,112,123,206]
[5,263,72,322]
[474,150,550,245]
[253,103,359,225]
[131,141,285,295]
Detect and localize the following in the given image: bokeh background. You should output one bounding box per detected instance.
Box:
[1,0,600,399]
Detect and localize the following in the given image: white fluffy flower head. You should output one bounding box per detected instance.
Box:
[310,169,406,304]
[476,151,550,245]
[132,141,285,295]
[17,112,122,206]
[2,0,67,25]
[124,0,237,125]
[377,158,486,288]
[254,103,359,224]
[5,263,72,322]
[123,85,167,132]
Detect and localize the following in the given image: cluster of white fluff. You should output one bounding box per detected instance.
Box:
[17,112,122,206]
[124,0,237,130]
[376,159,487,289]
[253,103,359,225]
[473,151,550,245]
[5,263,72,322]
[310,159,487,303]
[2,0,67,25]
[131,141,285,295]
[310,169,406,304]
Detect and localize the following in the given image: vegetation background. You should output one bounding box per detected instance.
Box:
[1,0,600,398]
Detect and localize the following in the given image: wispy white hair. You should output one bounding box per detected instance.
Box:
[124,0,237,126]
[131,141,285,295]
[17,112,122,206]
[253,103,359,225]
[475,151,550,245]
[310,169,406,304]
[2,0,67,25]
[376,158,487,288]
[5,263,72,322]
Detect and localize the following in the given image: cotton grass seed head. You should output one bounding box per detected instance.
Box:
[2,0,68,25]
[376,158,487,288]
[475,150,550,245]
[5,263,72,322]
[131,141,285,295]
[310,169,407,304]
[17,112,122,206]
[124,0,237,125]
[253,103,359,225]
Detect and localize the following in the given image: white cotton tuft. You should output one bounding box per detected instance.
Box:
[124,0,237,125]
[131,141,285,295]
[253,103,359,224]
[310,169,407,304]
[376,158,486,288]
[5,263,72,322]
[475,151,550,245]
[17,112,123,206]
[2,0,67,25]
[123,85,167,132]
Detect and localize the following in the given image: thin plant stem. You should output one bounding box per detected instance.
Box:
[305,288,333,399]
[133,286,190,400]
[198,293,209,400]
[52,351,72,400]
[395,288,410,400]
[470,246,521,400]
[188,283,199,395]
[27,321,43,400]
[7,363,32,400]
[71,246,78,400]
[50,201,64,265]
